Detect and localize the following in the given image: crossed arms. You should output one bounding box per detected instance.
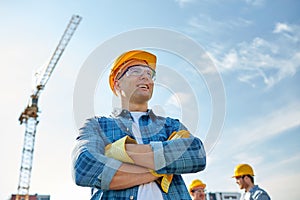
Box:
[72,117,206,190]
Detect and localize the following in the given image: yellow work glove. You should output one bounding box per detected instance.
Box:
[151,130,190,193]
[150,170,173,193]
[168,129,190,140]
[105,135,137,164]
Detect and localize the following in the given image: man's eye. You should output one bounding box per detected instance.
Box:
[146,71,152,77]
[131,69,141,74]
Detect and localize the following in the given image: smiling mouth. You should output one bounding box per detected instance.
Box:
[137,84,149,89]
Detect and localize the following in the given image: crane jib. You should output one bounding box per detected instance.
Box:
[16,15,82,199]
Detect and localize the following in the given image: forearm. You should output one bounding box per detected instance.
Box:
[125,137,206,174]
[125,143,155,169]
[110,163,158,190]
[152,137,206,174]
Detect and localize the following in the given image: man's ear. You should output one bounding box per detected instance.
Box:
[114,80,120,93]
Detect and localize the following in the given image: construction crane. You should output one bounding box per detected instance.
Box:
[14,15,82,200]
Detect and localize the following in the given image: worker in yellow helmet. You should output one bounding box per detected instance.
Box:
[188,179,206,200]
[72,49,206,200]
[232,164,271,200]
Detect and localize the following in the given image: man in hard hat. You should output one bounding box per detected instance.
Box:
[189,179,206,200]
[232,164,271,200]
[72,49,206,199]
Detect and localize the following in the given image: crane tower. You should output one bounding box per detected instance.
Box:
[15,15,82,200]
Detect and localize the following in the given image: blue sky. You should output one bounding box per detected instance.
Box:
[1,0,299,199]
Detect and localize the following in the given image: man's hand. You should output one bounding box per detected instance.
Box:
[105,136,137,163]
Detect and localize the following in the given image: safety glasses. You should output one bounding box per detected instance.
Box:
[191,188,206,193]
[235,175,245,180]
[117,65,156,81]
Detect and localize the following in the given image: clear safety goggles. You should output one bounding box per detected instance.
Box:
[117,65,156,81]
[191,188,206,193]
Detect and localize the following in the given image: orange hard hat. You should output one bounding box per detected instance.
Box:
[232,163,255,177]
[109,49,157,93]
[189,179,206,192]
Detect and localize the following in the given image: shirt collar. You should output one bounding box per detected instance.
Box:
[113,108,158,121]
[249,185,259,193]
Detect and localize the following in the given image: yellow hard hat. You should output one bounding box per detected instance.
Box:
[109,49,157,93]
[189,179,206,191]
[233,164,255,177]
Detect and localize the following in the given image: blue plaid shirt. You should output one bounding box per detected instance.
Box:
[72,109,206,200]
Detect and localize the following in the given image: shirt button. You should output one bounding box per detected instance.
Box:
[130,195,134,200]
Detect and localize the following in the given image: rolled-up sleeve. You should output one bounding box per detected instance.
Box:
[149,141,166,170]
[150,136,206,174]
[72,118,122,190]
[148,117,206,174]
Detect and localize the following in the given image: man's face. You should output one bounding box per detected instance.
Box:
[115,59,155,104]
[235,176,247,190]
[190,186,206,200]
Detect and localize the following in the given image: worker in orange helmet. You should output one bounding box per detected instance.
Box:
[188,179,206,200]
[232,164,271,200]
[72,49,206,200]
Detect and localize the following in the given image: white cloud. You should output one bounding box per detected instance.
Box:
[175,0,196,7]
[207,102,300,165]
[273,22,293,33]
[188,15,253,36]
[220,49,238,70]
[244,0,266,7]
[273,22,300,43]
[188,20,300,88]
[211,22,300,88]
[231,102,300,147]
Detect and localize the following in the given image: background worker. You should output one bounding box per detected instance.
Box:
[72,49,206,199]
[188,179,206,200]
[232,164,271,200]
